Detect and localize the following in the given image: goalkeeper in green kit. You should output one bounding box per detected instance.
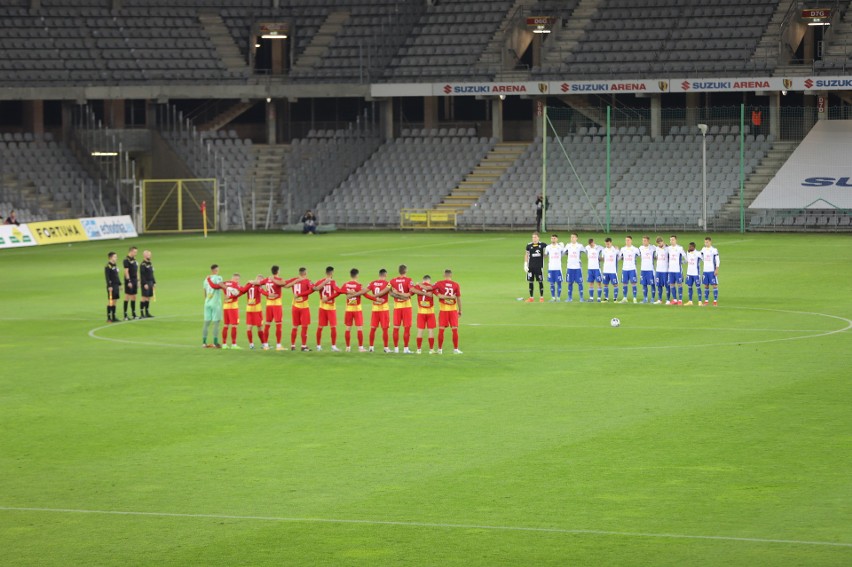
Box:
[202,264,224,348]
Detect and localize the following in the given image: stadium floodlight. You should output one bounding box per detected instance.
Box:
[698,124,708,230]
[91,151,118,157]
[261,33,288,39]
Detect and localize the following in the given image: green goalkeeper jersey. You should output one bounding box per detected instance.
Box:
[204,275,224,308]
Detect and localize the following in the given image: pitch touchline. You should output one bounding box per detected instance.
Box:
[0,506,849,548]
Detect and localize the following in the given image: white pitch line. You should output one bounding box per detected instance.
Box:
[340,237,505,257]
[0,506,849,549]
[86,316,193,349]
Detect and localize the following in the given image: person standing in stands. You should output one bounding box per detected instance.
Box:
[534,195,547,232]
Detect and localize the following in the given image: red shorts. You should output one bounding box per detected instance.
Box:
[417,313,436,330]
[344,311,363,327]
[246,311,263,327]
[223,309,239,326]
[318,308,337,327]
[371,310,389,329]
[265,305,283,323]
[393,307,413,327]
[439,310,459,328]
[291,306,310,326]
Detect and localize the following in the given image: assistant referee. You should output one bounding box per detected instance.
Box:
[524,232,546,302]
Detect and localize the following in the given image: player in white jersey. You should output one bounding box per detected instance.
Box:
[618,235,641,303]
[600,237,620,302]
[585,238,603,302]
[684,242,702,305]
[653,237,669,304]
[638,235,657,303]
[666,235,686,305]
[544,234,565,301]
[563,232,585,302]
[700,236,720,306]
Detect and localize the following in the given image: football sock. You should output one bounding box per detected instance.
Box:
[451,328,459,349]
[131,300,136,317]
[538,282,544,297]
[622,285,628,297]
[300,327,308,347]
[202,321,210,343]
[613,287,618,299]
[382,329,389,348]
[714,288,718,300]
[428,337,434,349]
[357,330,364,346]
[438,328,445,348]
[345,330,351,347]
[568,285,573,301]
[211,322,220,344]
[123,300,128,317]
[678,287,683,301]
[705,288,710,301]
[632,285,638,298]
[550,283,555,298]
[231,326,237,343]
[291,328,298,345]
[604,288,609,300]
[528,283,534,297]
[222,326,228,344]
[578,284,584,298]
[276,324,282,344]
[589,289,594,300]
[556,282,562,297]
[688,287,693,300]
[597,288,602,299]
[107,306,111,319]
[369,328,377,347]
[403,328,410,346]
[331,328,337,345]
[316,329,323,345]
[416,337,423,349]
[248,329,254,343]
[393,328,400,347]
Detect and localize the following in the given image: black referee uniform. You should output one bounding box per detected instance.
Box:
[140,257,156,318]
[105,258,121,322]
[123,253,139,319]
[525,241,546,299]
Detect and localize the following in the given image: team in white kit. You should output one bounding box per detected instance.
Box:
[539,232,720,305]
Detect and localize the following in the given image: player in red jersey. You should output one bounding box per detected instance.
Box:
[284,267,314,351]
[206,273,252,349]
[244,274,265,349]
[341,268,367,352]
[260,265,286,350]
[365,268,392,352]
[433,268,462,354]
[389,264,414,354]
[411,274,437,354]
[312,266,343,352]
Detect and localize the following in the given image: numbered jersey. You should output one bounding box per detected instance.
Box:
[389,275,413,308]
[433,279,461,312]
[287,278,314,309]
[367,279,391,311]
[413,283,434,314]
[341,280,363,312]
[221,281,249,309]
[245,284,264,312]
[318,278,340,310]
[261,277,283,306]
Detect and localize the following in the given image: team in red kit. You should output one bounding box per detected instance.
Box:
[205,264,462,354]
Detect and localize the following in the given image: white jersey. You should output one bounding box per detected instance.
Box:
[619,246,640,272]
[564,242,585,270]
[638,244,655,272]
[655,246,669,273]
[686,250,701,276]
[701,246,720,272]
[667,244,685,273]
[544,243,564,271]
[585,245,602,271]
[601,246,620,274]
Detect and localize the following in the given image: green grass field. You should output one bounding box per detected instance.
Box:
[1,231,851,566]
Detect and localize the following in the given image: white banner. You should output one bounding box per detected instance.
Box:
[750,120,852,210]
[80,215,138,240]
[0,224,37,249]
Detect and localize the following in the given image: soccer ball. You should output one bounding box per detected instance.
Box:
[610,317,621,328]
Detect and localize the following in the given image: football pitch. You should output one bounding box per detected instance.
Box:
[1,231,850,566]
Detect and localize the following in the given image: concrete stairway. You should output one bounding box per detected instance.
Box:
[293,11,350,69]
[476,0,536,72]
[198,101,257,131]
[244,144,289,229]
[541,0,602,68]
[198,11,250,73]
[750,0,792,68]
[436,143,527,211]
[822,11,852,60]
[713,140,799,225]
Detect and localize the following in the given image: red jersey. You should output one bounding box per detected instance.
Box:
[367,279,390,312]
[287,277,313,309]
[412,283,435,314]
[389,275,413,308]
[341,280,363,312]
[245,283,264,313]
[316,277,341,311]
[433,279,460,312]
[219,280,250,310]
[261,277,284,306]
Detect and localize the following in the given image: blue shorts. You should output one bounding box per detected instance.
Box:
[602,272,619,285]
[566,268,583,284]
[548,270,562,283]
[702,272,717,285]
[641,270,655,285]
[587,269,602,283]
[655,273,667,286]
[686,275,701,287]
[667,272,683,285]
[622,270,637,284]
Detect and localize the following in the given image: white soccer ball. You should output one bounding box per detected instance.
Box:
[610,317,621,328]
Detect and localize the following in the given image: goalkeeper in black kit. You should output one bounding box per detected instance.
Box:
[524,232,546,303]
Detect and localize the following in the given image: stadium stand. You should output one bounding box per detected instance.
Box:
[0,133,99,221]
[317,132,495,227]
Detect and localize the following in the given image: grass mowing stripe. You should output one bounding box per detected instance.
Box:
[2,506,850,548]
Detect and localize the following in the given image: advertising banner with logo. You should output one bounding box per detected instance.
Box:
[555,79,668,94]
[750,120,852,210]
[433,82,551,96]
[27,219,89,245]
[81,215,138,241]
[0,224,38,249]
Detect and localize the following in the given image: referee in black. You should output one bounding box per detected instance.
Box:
[105,251,121,322]
[524,232,546,302]
[123,246,139,320]
[139,249,156,318]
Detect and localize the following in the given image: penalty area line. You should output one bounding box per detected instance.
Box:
[0,506,849,549]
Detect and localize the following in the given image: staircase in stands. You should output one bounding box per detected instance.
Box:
[244,144,289,230]
[436,142,528,213]
[293,11,350,69]
[198,11,251,73]
[541,0,602,69]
